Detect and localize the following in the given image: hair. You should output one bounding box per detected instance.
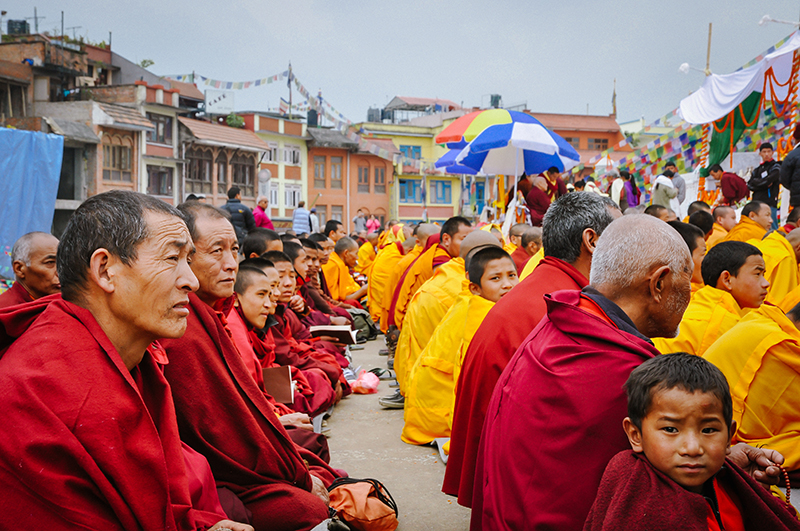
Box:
[307,233,329,244]
[298,200,306,208]
[787,208,800,225]
[625,352,733,431]
[324,220,342,236]
[234,265,267,294]
[256,195,268,204]
[643,204,667,218]
[334,236,358,254]
[619,170,631,181]
[177,201,231,242]
[240,256,275,271]
[546,166,559,175]
[227,186,241,199]
[280,233,299,243]
[440,216,472,240]
[467,246,514,286]
[666,221,705,255]
[300,238,322,251]
[573,180,586,190]
[701,241,761,287]
[742,201,766,218]
[712,205,734,222]
[542,192,618,263]
[759,142,774,151]
[185,193,199,202]
[687,201,710,216]
[282,240,304,265]
[662,169,674,178]
[590,214,691,291]
[585,176,595,183]
[688,211,715,236]
[11,231,54,266]
[241,228,280,258]
[509,223,529,238]
[261,250,292,265]
[521,226,543,248]
[59,191,182,302]
[664,161,678,169]
[709,163,723,173]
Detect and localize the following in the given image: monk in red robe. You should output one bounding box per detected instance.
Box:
[0,192,249,530]
[471,214,786,531]
[0,231,60,308]
[160,202,336,531]
[444,192,621,507]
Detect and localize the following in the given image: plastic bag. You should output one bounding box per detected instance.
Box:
[351,370,380,394]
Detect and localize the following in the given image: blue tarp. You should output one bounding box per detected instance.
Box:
[0,128,62,278]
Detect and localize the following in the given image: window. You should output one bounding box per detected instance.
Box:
[102,135,133,182]
[285,184,302,208]
[216,153,228,195]
[283,145,301,165]
[146,113,173,145]
[374,166,386,193]
[232,153,255,197]
[399,145,421,160]
[358,166,370,193]
[186,148,213,194]
[147,166,173,196]
[263,142,278,162]
[564,137,580,150]
[587,138,609,151]
[399,179,421,203]
[431,180,452,204]
[331,205,343,222]
[314,156,326,188]
[316,205,328,225]
[269,182,279,206]
[330,156,343,189]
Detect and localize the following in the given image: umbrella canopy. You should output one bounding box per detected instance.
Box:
[435,110,485,146]
[435,108,535,148]
[434,148,480,175]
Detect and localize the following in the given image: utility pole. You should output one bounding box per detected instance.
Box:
[705,22,713,76]
[66,25,81,40]
[25,7,45,33]
[60,11,63,39]
[288,61,293,121]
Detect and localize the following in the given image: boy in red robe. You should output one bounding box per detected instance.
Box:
[585,353,800,531]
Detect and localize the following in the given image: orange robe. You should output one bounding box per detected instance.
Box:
[779,285,800,313]
[720,216,766,244]
[750,232,799,306]
[354,242,376,274]
[367,242,404,325]
[321,251,360,302]
[706,222,728,249]
[389,241,451,329]
[380,245,421,331]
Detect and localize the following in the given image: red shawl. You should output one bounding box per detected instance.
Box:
[273,304,347,383]
[470,290,660,531]
[584,451,800,531]
[160,293,333,531]
[0,298,225,530]
[0,280,33,309]
[444,256,588,506]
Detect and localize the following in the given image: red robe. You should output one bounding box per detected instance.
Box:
[509,246,531,273]
[0,297,226,530]
[160,293,336,531]
[444,256,588,506]
[0,280,33,308]
[470,289,660,531]
[525,186,551,226]
[585,451,800,531]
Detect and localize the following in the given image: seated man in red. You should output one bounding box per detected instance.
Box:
[160,202,335,531]
[0,191,249,530]
[0,231,60,308]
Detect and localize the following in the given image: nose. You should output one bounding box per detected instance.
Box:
[223,249,238,272]
[679,432,703,456]
[179,260,200,292]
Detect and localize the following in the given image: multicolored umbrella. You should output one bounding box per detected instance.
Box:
[434,148,480,175]
[435,110,485,147]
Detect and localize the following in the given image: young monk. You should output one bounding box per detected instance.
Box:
[667,221,707,294]
[707,205,737,249]
[401,246,518,447]
[585,353,800,531]
[653,241,769,356]
[321,236,368,304]
[367,225,414,325]
[750,229,800,305]
[509,226,542,273]
[307,233,355,313]
[355,232,379,274]
[721,201,771,243]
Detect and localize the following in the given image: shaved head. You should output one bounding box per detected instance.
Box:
[366,232,379,244]
[509,223,530,238]
[334,236,359,255]
[416,223,439,246]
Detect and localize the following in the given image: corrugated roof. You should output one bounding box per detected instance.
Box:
[385,96,460,111]
[532,112,621,133]
[165,79,204,101]
[179,117,269,152]
[307,128,358,149]
[98,103,154,131]
[45,117,100,143]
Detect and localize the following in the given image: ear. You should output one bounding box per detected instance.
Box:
[623,417,644,453]
[87,248,118,295]
[249,252,259,259]
[648,265,671,303]
[717,270,733,291]
[468,282,483,296]
[11,260,25,279]
[581,228,599,256]
[727,420,737,447]
[748,212,758,221]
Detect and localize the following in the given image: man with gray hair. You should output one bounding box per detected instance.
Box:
[0,231,60,308]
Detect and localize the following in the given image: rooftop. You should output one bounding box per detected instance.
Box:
[385,96,461,112]
[165,78,204,101]
[307,128,358,149]
[97,103,154,131]
[531,112,621,133]
[179,116,270,152]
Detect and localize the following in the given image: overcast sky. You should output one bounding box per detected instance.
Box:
[12,1,800,124]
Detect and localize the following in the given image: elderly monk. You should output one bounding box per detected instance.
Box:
[241,227,283,258]
[321,236,368,303]
[444,192,620,507]
[750,229,800,305]
[526,176,551,226]
[367,225,414,324]
[0,231,60,308]
[388,216,472,329]
[355,232,379,274]
[721,201,771,243]
[510,226,542,273]
[707,205,736,249]
[472,214,786,531]
[503,223,528,254]
[160,202,334,531]
[0,191,250,530]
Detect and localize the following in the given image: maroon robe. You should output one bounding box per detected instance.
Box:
[509,246,531,273]
[0,297,226,530]
[444,256,588,506]
[471,289,660,531]
[0,280,33,308]
[585,451,800,531]
[160,293,336,531]
[525,186,551,226]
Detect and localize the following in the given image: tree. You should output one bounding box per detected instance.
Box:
[139,59,155,69]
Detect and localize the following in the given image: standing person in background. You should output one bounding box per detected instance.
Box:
[610,173,625,209]
[710,164,749,206]
[543,167,568,201]
[664,161,686,207]
[352,209,367,233]
[366,214,381,233]
[525,177,551,227]
[620,171,641,212]
[651,170,677,208]
[221,186,256,243]
[253,196,274,230]
[780,126,800,210]
[506,174,533,207]
[749,142,782,229]
[309,208,320,233]
[291,201,311,235]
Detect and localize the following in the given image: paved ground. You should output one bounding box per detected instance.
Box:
[325,336,471,530]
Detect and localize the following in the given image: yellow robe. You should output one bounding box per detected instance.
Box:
[401,292,493,446]
[703,304,800,470]
[380,245,421,331]
[779,285,800,313]
[367,243,403,324]
[355,242,377,274]
[320,251,360,301]
[392,244,451,329]
[691,280,704,294]
[652,285,745,356]
[519,248,545,281]
[503,242,517,255]
[706,222,728,250]
[394,259,468,394]
[721,216,767,244]
[750,232,799,306]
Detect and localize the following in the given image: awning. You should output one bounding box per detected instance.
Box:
[179,117,269,153]
[97,103,155,132]
[44,117,100,144]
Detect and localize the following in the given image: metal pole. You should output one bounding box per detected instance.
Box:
[705,23,712,76]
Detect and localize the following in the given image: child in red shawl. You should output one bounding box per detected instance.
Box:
[585,353,800,531]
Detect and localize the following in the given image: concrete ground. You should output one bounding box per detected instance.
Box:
[325,336,471,530]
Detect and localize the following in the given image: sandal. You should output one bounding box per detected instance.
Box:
[368,368,396,380]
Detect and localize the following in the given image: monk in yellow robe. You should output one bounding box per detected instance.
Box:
[667,220,707,294]
[320,237,367,302]
[367,227,413,324]
[749,229,800,306]
[704,302,800,471]
[354,233,378,274]
[519,247,545,280]
[720,201,771,244]
[401,245,518,445]
[503,223,527,255]
[653,241,769,356]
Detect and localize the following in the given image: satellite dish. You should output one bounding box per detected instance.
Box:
[258,169,272,183]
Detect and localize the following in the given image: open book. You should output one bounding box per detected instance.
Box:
[308,324,357,345]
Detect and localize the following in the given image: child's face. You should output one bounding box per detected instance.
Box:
[469,258,519,303]
[623,387,733,494]
[305,248,320,275]
[273,261,297,303]
[718,255,769,308]
[238,269,280,328]
[293,248,309,280]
